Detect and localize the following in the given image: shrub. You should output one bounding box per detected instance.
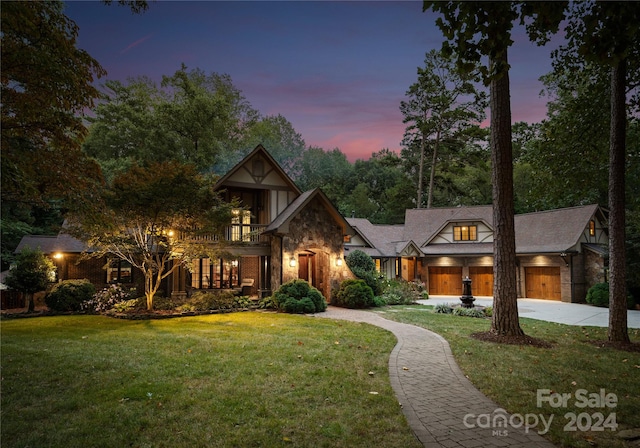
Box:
[586,283,609,307]
[345,250,382,296]
[452,307,486,318]
[112,297,145,312]
[83,283,136,312]
[258,295,278,310]
[45,279,96,312]
[272,279,327,314]
[380,279,427,305]
[333,279,374,309]
[435,303,453,314]
[177,290,239,312]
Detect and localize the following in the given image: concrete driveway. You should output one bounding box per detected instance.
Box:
[418,296,640,329]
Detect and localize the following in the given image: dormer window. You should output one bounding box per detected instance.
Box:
[453,225,477,241]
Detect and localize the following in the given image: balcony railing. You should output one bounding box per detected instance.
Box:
[226,223,269,243]
[181,224,268,244]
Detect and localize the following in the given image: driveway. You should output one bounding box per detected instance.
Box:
[418,296,640,329]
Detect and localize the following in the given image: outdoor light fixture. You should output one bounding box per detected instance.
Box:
[53,252,63,259]
[336,257,343,267]
[231,260,238,267]
[289,258,297,267]
[560,252,569,267]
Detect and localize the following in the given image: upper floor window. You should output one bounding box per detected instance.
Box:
[453,225,477,241]
[589,220,595,236]
[231,209,251,241]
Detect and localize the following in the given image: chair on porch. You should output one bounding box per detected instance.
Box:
[240,278,255,297]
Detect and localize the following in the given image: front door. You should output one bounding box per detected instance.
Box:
[298,253,316,287]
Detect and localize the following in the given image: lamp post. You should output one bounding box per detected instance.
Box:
[460,276,475,308]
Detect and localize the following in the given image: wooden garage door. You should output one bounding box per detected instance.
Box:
[469,267,493,296]
[429,267,463,295]
[525,267,561,300]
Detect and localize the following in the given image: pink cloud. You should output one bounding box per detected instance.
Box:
[120,34,153,54]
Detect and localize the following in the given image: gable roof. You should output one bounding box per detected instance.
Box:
[403,205,494,246]
[264,188,354,236]
[214,144,302,194]
[515,204,603,253]
[349,204,605,257]
[346,217,418,258]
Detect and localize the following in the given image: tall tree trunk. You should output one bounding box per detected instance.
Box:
[417,133,425,207]
[427,128,441,209]
[608,59,629,343]
[489,51,524,337]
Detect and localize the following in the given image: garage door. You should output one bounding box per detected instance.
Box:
[469,267,493,296]
[525,267,561,300]
[429,267,463,295]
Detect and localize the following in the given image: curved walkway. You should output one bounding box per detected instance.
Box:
[314,306,555,448]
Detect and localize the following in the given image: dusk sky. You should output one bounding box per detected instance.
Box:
[66,1,561,161]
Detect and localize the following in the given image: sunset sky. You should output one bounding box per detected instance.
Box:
[66,1,562,161]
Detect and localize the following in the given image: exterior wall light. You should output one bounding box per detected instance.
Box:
[289,258,297,267]
[53,252,63,259]
[560,252,569,267]
[336,258,343,267]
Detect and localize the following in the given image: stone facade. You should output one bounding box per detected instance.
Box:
[279,196,353,300]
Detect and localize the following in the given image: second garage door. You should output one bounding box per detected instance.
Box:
[468,267,494,296]
[525,267,561,300]
[429,267,463,295]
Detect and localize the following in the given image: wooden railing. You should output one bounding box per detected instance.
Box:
[181,224,268,244]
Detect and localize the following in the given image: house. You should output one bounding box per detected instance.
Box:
[15,145,356,301]
[345,204,609,303]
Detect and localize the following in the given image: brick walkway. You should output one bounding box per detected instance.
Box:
[314,306,556,448]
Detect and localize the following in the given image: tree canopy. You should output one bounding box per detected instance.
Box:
[68,161,236,310]
[400,49,487,208]
[1,1,106,209]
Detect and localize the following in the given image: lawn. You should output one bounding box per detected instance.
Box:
[379,305,640,448]
[0,312,422,448]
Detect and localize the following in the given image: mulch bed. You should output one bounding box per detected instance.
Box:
[471,331,554,348]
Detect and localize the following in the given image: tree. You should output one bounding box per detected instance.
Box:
[236,114,306,177]
[84,66,258,173]
[1,1,106,209]
[554,1,640,343]
[521,64,611,210]
[400,49,486,208]
[350,150,415,224]
[4,248,55,312]
[1,0,147,270]
[68,162,236,310]
[295,146,354,207]
[424,1,566,337]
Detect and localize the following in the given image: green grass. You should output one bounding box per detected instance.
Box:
[379,305,640,448]
[1,313,422,448]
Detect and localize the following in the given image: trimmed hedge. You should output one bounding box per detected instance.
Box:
[273,279,327,314]
[333,279,374,309]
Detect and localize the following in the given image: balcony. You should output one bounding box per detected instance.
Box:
[227,223,269,243]
[181,224,269,244]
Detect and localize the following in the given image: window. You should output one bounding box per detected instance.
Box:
[589,220,596,236]
[453,225,477,241]
[191,258,239,289]
[230,209,252,241]
[107,260,132,283]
